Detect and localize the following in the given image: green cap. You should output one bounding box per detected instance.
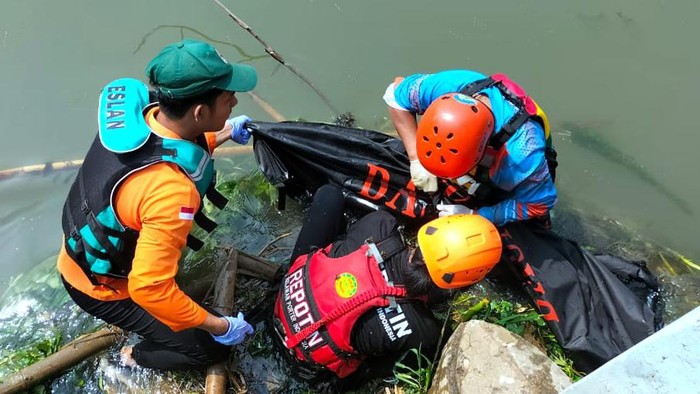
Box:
[146,39,258,99]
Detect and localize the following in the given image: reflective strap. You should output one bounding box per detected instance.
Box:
[78,174,124,265]
[366,242,384,264]
[63,184,108,286]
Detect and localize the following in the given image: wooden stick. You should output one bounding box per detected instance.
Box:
[247,92,286,122]
[205,248,240,394]
[0,327,124,394]
[237,250,281,282]
[0,250,278,394]
[211,0,338,115]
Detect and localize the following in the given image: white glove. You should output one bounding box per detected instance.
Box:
[410,160,438,192]
[436,203,473,218]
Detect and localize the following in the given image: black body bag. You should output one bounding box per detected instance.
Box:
[250,120,663,372]
[250,121,435,220]
[498,220,663,373]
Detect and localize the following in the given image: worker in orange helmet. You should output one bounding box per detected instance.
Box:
[384,70,558,226]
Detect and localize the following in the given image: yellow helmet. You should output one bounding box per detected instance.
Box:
[417,214,502,289]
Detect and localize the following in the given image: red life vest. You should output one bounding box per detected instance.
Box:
[272,240,407,378]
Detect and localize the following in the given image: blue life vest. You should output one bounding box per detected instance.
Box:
[61,78,227,284]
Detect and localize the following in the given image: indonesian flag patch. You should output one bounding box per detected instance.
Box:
[179,207,195,220]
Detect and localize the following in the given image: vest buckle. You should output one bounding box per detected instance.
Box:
[365,240,384,264]
[454,174,481,196]
[69,228,81,240]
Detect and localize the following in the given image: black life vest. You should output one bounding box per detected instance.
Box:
[61,78,228,286]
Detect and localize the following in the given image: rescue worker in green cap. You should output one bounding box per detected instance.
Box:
[57,39,258,370]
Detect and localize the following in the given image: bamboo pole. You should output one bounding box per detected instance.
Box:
[211,0,338,115]
[0,327,124,394]
[0,148,257,181]
[247,92,286,122]
[0,90,286,181]
[0,160,85,181]
[205,248,239,394]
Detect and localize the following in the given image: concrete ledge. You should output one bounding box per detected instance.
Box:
[562,306,700,393]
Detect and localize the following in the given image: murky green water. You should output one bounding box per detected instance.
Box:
[1,0,699,391]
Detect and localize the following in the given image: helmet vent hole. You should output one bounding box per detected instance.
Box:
[422,136,430,142]
[471,106,479,113]
[436,142,442,148]
[433,126,439,135]
[425,226,438,235]
[440,156,446,164]
[449,148,458,154]
[426,151,432,157]
[446,133,454,140]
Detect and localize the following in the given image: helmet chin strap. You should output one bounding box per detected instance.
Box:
[473,93,492,109]
[409,247,425,266]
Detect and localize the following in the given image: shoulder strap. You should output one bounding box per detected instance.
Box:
[373,232,405,261]
[459,77,497,97]
[459,76,532,151]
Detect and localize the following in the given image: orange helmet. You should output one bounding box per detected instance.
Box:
[417,214,502,289]
[416,94,495,178]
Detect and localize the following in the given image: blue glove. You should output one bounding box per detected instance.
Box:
[211,312,254,346]
[227,115,252,145]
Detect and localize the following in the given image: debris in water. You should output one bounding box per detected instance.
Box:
[333,112,357,128]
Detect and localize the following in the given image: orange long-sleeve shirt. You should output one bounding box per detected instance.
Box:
[57,106,219,332]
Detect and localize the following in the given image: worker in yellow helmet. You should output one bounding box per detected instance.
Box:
[270,184,502,391]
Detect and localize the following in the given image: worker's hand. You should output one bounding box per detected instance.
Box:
[436,203,473,217]
[211,312,254,346]
[410,160,438,192]
[227,115,253,145]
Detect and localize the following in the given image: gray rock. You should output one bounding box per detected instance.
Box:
[430,320,571,394]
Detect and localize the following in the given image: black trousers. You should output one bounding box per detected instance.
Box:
[62,277,230,370]
[283,185,394,392]
[289,184,347,264]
